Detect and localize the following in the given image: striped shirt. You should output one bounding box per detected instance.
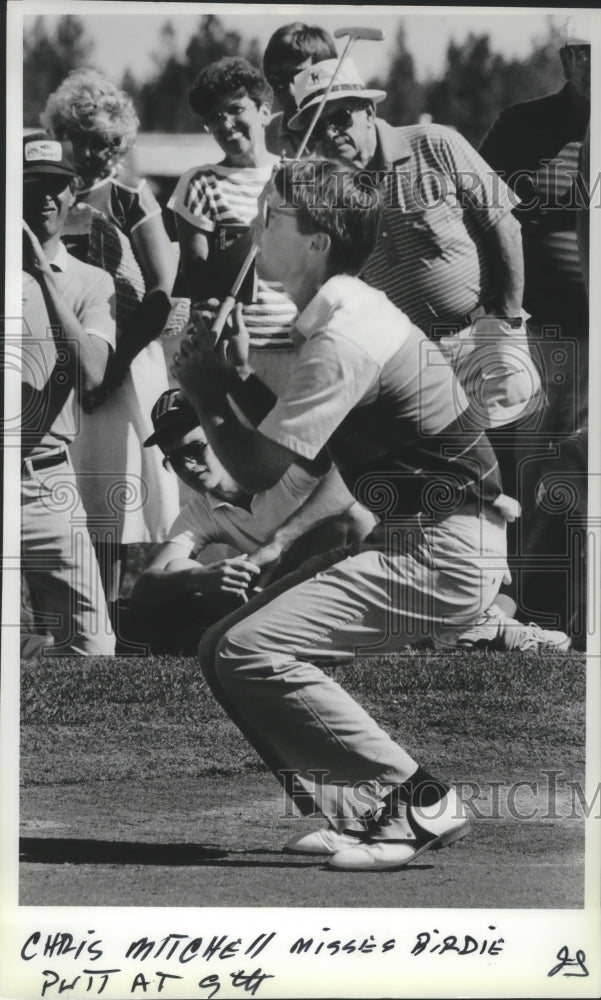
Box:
[65,172,161,330]
[168,163,297,349]
[260,275,502,519]
[534,140,584,284]
[361,121,516,337]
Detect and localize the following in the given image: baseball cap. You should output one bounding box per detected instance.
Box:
[288,58,386,131]
[23,131,76,178]
[144,389,200,448]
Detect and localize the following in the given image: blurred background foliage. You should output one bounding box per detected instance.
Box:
[24,13,567,148]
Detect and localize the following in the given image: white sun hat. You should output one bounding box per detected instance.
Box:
[288,58,387,132]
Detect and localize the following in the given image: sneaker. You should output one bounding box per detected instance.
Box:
[283,826,367,855]
[328,787,471,872]
[457,609,504,648]
[500,619,571,653]
[458,612,571,652]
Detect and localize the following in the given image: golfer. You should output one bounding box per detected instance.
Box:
[172,159,512,872]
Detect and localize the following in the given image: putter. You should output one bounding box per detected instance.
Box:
[209,25,385,343]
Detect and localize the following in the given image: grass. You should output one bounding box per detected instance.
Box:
[21,650,585,787]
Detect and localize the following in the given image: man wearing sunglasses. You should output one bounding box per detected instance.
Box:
[289,59,526,353]
[172,159,517,871]
[291,58,577,651]
[21,132,116,656]
[124,389,375,654]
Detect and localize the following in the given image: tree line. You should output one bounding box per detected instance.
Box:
[24,14,567,148]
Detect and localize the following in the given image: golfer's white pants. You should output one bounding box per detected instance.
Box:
[199,510,507,825]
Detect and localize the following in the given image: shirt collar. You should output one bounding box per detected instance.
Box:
[295,274,359,341]
[206,492,231,511]
[49,241,70,272]
[371,119,413,171]
[76,171,116,196]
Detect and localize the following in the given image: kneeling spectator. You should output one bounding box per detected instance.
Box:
[121,390,375,654]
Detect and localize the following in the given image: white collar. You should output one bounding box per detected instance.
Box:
[49,240,70,272]
[76,171,116,195]
[295,274,359,341]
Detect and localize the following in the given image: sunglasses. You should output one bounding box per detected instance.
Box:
[23,175,73,197]
[313,102,366,140]
[162,440,208,471]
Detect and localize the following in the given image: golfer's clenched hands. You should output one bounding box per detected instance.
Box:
[171,301,251,411]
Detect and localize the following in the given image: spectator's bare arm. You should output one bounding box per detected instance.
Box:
[481,212,524,317]
[23,220,111,393]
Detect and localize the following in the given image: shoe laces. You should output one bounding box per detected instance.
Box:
[359,798,408,837]
[512,621,546,651]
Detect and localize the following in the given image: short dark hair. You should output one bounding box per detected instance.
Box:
[272,159,381,276]
[263,23,337,77]
[189,57,273,118]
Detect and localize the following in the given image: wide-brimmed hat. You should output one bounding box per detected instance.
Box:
[288,58,386,132]
[23,131,76,178]
[144,389,200,449]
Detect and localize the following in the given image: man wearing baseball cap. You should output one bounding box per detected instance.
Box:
[21,131,116,655]
[122,389,375,654]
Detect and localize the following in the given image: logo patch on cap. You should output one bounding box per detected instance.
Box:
[25,140,63,163]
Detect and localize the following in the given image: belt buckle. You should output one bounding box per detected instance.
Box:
[22,447,68,477]
[22,455,36,479]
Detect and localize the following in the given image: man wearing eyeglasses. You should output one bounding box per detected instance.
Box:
[289,59,527,354]
[124,388,376,654]
[172,159,518,871]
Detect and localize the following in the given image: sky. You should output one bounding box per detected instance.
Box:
[19,3,593,85]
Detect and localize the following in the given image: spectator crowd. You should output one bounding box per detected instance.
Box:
[20,22,590,869]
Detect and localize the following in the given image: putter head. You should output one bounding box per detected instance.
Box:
[334,27,386,41]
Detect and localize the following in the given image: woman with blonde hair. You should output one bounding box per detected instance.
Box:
[42,68,180,614]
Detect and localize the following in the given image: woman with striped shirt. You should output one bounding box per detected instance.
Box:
[169,57,297,395]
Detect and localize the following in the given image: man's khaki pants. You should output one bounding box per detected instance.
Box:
[198,508,507,827]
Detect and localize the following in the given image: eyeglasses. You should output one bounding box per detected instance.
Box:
[162,440,208,471]
[69,133,121,157]
[313,103,365,141]
[566,46,591,65]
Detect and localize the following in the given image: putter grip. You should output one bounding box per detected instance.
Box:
[211,295,237,343]
[333,27,385,40]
